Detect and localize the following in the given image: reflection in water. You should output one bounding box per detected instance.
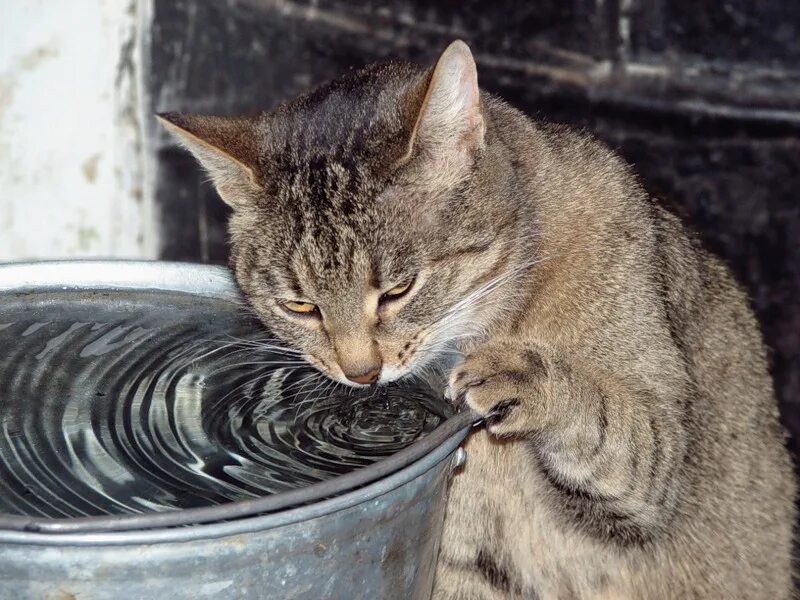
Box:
[0,292,450,518]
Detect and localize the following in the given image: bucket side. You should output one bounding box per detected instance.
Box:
[0,452,456,600]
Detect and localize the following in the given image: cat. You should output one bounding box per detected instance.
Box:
[159,40,796,599]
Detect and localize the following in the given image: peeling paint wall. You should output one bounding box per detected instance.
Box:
[0,0,156,260]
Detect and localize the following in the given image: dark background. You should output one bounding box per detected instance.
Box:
[149,0,800,458]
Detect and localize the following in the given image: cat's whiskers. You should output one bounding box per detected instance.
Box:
[283,375,327,417]
[403,256,549,376]
[184,250,548,405]
[300,375,335,401]
[215,334,305,356]
[205,359,308,377]
[291,376,341,417]
[435,255,547,329]
[205,369,279,414]
[173,335,305,376]
[279,372,324,397]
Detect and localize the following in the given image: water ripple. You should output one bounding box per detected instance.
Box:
[0,291,449,518]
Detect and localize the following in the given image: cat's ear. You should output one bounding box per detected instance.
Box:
[156,112,261,208]
[400,40,485,165]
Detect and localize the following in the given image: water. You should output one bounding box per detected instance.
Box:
[0,290,450,518]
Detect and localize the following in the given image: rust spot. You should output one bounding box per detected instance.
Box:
[381,536,407,576]
[19,42,59,71]
[82,153,100,183]
[226,533,249,547]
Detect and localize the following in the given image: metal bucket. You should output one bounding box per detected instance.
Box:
[0,261,472,600]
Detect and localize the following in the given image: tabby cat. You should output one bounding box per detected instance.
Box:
[159,40,796,599]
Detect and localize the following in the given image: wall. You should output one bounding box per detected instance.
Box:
[0,0,156,259]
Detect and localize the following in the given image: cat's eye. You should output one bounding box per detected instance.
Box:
[282,301,319,316]
[380,278,415,303]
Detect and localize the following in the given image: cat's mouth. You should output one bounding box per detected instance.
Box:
[309,361,413,389]
[304,332,460,388]
[303,354,408,388]
[377,364,409,385]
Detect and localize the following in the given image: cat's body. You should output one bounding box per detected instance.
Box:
[160,41,796,599]
[433,114,795,599]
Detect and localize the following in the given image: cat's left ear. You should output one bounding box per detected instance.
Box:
[156,112,261,209]
[400,40,485,165]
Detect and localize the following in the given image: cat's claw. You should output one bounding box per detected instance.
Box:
[447,341,550,437]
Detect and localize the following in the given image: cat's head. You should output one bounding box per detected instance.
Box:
[159,41,526,387]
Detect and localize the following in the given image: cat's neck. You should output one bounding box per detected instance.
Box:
[482,106,655,347]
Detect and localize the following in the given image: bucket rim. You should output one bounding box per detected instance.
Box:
[0,260,475,542]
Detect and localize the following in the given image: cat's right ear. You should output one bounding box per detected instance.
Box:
[156,112,261,209]
[398,40,485,167]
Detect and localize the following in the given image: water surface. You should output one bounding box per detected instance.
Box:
[0,291,449,518]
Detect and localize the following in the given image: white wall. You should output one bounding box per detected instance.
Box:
[0,0,156,260]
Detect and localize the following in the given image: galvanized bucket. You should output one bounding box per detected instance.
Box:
[0,261,472,600]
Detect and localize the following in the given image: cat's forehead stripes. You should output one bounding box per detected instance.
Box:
[263,62,422,160]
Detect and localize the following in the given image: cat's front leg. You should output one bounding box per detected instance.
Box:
[448,339,686,545]
[447,340,565,438]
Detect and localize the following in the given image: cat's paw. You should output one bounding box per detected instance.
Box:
[447,341,551,437]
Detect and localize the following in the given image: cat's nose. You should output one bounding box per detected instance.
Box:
[344,366,381,385]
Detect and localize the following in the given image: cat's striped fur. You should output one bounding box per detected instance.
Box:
[160,40,796,599]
